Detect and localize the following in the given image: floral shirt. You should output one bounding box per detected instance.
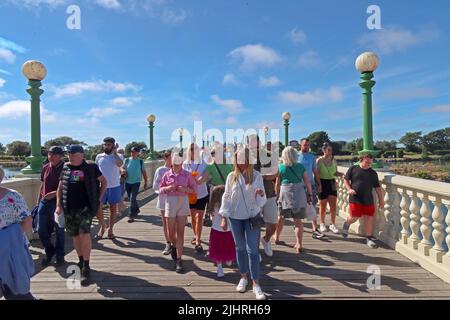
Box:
[0,189,31,230]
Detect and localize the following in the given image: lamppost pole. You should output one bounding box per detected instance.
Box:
[282,112,291,148]
[146,114,156,160]
[263,126,269,145]
[179,128,184,154]
[21,60,47,174]
[355,52,382,167]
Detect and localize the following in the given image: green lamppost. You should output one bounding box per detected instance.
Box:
[282,112,291,147]
[355,52,382,168]
[21,60,47,174]
[146,114,156,160]
[179,128,184,153]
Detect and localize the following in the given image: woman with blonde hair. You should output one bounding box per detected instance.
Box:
[275,146,312,253]
[219,147,267,300]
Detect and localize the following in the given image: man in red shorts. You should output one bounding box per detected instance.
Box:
[342,153,384,248]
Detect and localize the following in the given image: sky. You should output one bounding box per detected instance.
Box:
[0,0,449,150]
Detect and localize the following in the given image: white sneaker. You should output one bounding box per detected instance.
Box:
[236,278,248,293]
[253,285,266,300]
[225,260,233,267]
[319,223,327,233]
[260,237,273,257]
[217,265,224,278]
[259,254,263,262]
[329,224,339,234]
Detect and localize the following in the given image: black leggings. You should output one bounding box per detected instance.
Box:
[1,284,35,300]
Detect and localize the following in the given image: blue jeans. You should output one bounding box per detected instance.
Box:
[0,284,35,300]
[126,183,141,217]
[37,199,65,259]
[228,218,261,281]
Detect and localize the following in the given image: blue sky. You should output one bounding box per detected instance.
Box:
[0,0,449,150]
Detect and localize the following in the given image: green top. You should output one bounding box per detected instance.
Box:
[279,163,305,185]
[206,163,234,186]
[318,157,337,180]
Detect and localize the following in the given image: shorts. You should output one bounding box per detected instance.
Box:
[65,207,93,237]
[318,179,338,200]
[262,197,278,224]
[349,203,375,218]
[165,196,190,218]
[102,186,122,205]
[156,194,167,211]
[189,195,208,211]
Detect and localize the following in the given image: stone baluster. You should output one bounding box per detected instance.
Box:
[391,188,402,238]
[418,193,432,256]
[430,196,445,263]
[381,184,392,238]
[399,188,411,244]
[443,202,450,269]
[408,191,421,250]
[337,178,343,213]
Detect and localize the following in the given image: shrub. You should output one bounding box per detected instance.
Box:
[414,171,434,180]
[383,151,396,158]
[396,150,404,158]
[434,150,450,156]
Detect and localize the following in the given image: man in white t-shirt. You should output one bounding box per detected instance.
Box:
[95,137,124,240]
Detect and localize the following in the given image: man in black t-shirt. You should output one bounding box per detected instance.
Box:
[342,153,384,249]
[56,145,106,286]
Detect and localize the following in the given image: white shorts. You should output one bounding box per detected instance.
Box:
[262,197,278,224]
[164,196,190,218]
[156,194,166,211]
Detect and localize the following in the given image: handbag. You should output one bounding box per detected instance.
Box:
[237,177,265,229]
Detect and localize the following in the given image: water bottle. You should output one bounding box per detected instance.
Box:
[54,210,65,228]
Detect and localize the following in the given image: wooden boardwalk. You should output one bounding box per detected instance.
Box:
[29,190,450,300]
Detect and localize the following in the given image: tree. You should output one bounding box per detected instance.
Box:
[0,142,5,155]
[6,141,31,157]
[307,131,330,154]
[422,128,449,152]
[124,141,148,157]
[44,136,86,149]
[375,140,397,152]
[345,138,363,154]
[399,132,422,153]
[84,144,103,161]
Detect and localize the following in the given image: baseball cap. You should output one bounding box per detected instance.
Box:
[66,145,84,154]
[48,146,65,155]
[130,147,140,152]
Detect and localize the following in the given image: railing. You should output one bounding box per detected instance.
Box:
[337,166,450,284]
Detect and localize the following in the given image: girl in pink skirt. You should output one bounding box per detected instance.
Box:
[207,185,236,278]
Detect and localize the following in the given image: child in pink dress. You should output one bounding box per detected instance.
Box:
[207,185,236,278]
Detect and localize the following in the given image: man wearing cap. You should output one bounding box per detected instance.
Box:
[37,146,66,267]
[95,137,123,239]
[121,146,148,223]
[56,145,106,286]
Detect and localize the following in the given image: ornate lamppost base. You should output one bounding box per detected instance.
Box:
[21,155,43,174]
[353,149,384,168]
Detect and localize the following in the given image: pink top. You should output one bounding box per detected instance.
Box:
[159,168,198,197]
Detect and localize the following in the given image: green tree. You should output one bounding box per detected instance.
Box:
[422,128,449,152]
[345,138,363,154]
[399,132,422,153]
[375,140,397,152]
[84,144,103,161]
[6,141,31,157]
[44,136,86,149]
[307,131,330,154]
[124,141,148,157]
[0,142,5,155]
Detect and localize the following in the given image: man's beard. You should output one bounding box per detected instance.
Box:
[104,148,112,154]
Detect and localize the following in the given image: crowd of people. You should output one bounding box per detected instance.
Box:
[0,134,384,300]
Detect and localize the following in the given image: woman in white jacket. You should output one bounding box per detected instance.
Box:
[219,147,267,300]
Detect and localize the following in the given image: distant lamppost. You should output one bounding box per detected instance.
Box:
[355,52,382,167]
[263,126,269,145]
[282,112,291,147]
[179,128,184,152]
[146,114,156,160]
[21,60,47,174]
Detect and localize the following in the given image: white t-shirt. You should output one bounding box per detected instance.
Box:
[153,166,170,194]
[95,153,123,189]
[211,209,231,233]
[182,160,208,199]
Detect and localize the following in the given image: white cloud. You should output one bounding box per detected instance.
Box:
[0,37,27,54]
[421,104,450,113]
[0,78,5,88]
[288,28,307,45]
[211,95,245,113]
[0,48,16,64]
[297,50,320,68]
[358,25,440,55]
[228,44,282,70]
[87,107,123,118]
[278,87,343,107]
[95,0,121,9]
[109,96,142,106]
[6,0,66,8]
[49,80,140,99]
[225,117,237,125]
[223,73,239,86]
[259,76,281,87]
[161,8,188,25]
[0,99,57,123]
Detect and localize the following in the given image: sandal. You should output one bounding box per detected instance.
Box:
[96,224,107,239]
[191,238,196,245]
[107,234,116,240]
